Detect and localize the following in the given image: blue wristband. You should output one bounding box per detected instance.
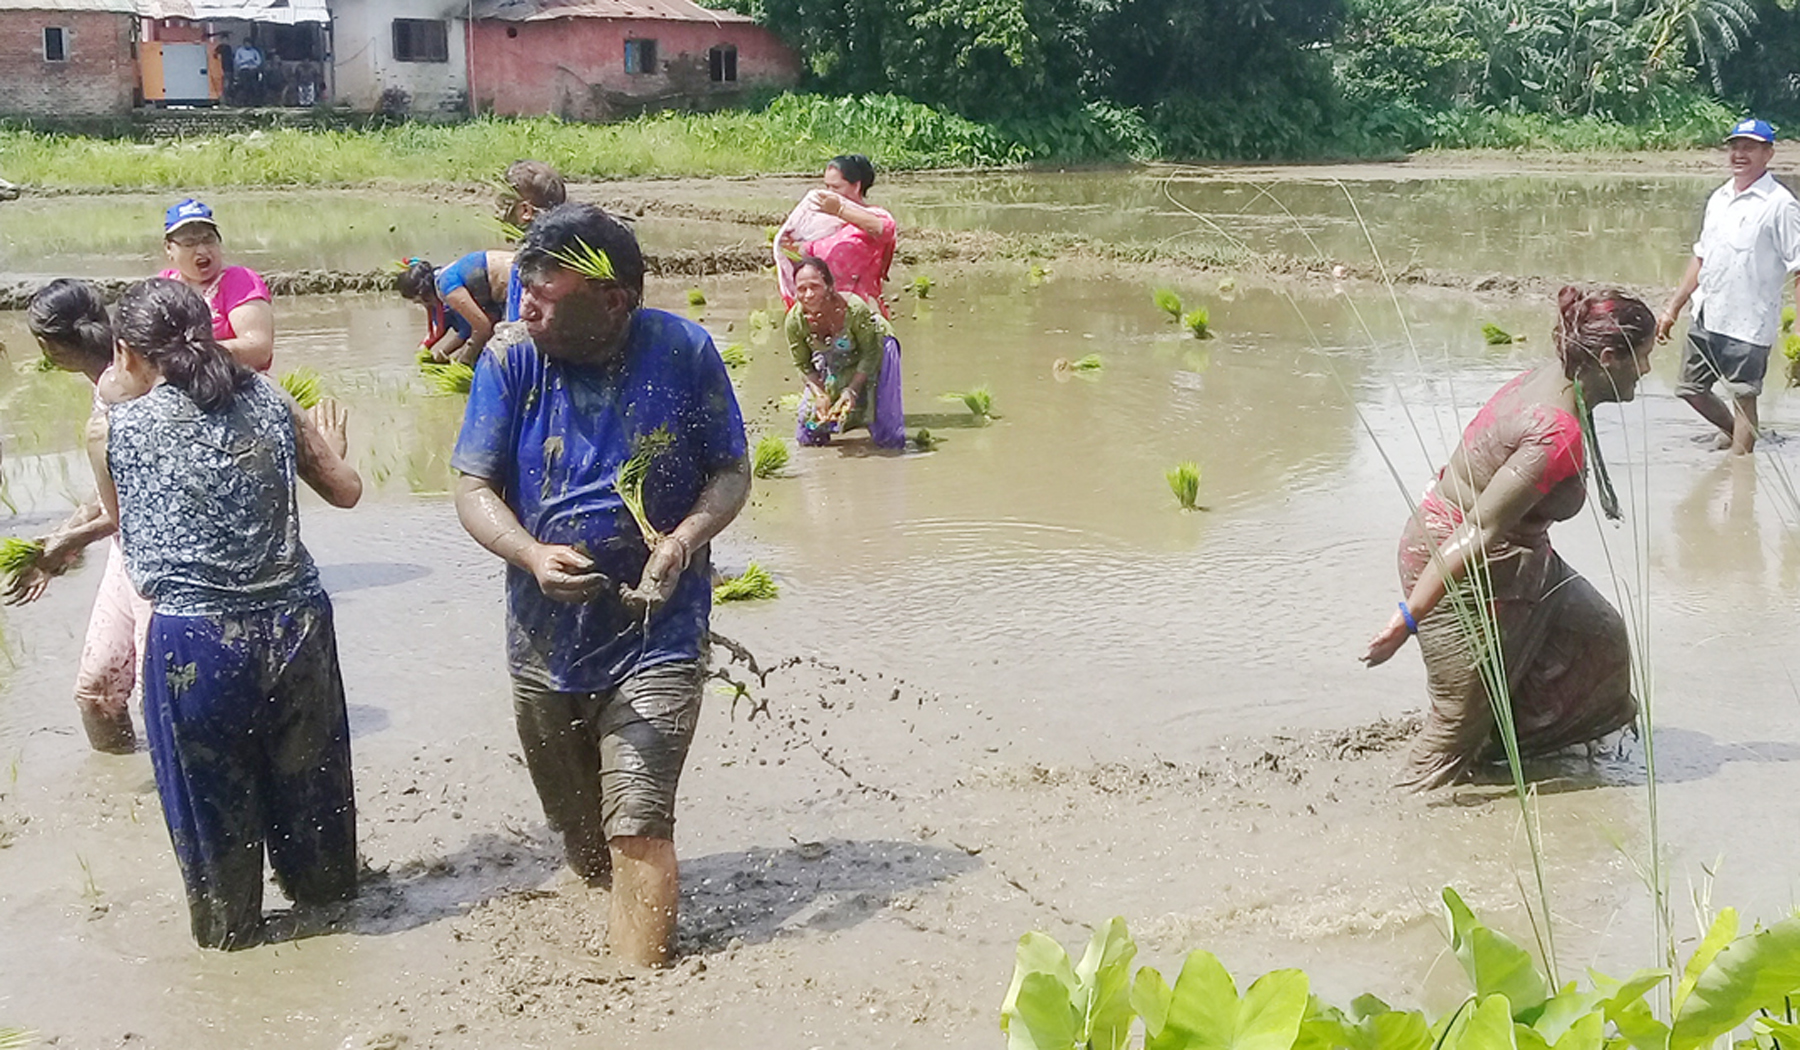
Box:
[1398,601,1419,634]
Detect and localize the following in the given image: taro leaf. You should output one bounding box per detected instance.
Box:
[1293,1011,1351,1050]
[1072,917,1137,1050]
[1670,916,1800,1050]
[1612,999,1672,1050]
[1006,971,1079,1050]
[1364,1010,1433,1050]
[1675,910,1741,1018]
[1353,996,1395,1022]
[1149,951,1309,1050]
[1003,931,1078,1033]
[1552,1011,1605,1050]
[1517,1021,1555,1050]
[1592,969,1671,1024]
[1452,996,1521,1050]
[1235,971,1312,1050]
[1534,985,1607,1043]
[1134,966,1174,1041]
[1758,1019,1800,1047]
[1444,888,1549,1014]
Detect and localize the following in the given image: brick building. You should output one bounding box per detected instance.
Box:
[0,0,140,118]
[467,0,799,120]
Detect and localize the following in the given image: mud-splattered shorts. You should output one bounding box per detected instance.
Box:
[1678,323,1769,399]
[142,593,357,949]
[512,660,702,846]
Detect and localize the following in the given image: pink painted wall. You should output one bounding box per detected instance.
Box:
[469,17,799,120]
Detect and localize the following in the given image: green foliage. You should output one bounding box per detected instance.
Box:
[1182,308,1213,339]
[1154,288,1184,320]
[0,538,43,580]
[1167,461,1201,510]
[0,1028,36,1050]
[1481,323,1515,345]
[1071,353,1103,371]
[714,562,779,602]
[687,287,708,307]
[1782,306,1795,333]
[752,434,791,477]
[1001,895,1800,1050]
[616,427,676,548]
[912,274,935,298]
[420,361,474,395]
[550,238,617,281]
[278,367,323,409]
[913,428,939,450]
[720,342,750,368]
[941,385,996,420]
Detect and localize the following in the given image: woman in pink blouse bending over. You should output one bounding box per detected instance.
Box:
[1362,287,1657,789]
[158,198,275,371]
[776,155,897,316]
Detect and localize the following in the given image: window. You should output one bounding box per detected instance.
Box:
[43,26,67,62]
[624,38,657,75]
[708,44,737,83]
[392,19,448,63]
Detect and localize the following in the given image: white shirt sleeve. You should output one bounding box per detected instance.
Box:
[1778,197,1800,275]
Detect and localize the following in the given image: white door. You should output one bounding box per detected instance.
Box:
[162,42,212,102]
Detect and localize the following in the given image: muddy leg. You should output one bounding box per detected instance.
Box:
[512,678,611,881]
[72,543,141,754]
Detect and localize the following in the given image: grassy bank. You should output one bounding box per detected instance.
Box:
[0,92,1739,191]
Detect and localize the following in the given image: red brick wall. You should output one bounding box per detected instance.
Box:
[0,10,136,118]
[469,18,799,120]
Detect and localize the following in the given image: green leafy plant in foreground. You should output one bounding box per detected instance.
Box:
[278,367,322,409]
[913,274,935,298]
[0,538,44,583]
[1153,287,1184,320]
[720,343,750,369]
[1482,323,1515,345]
[420,361,474,395]
[616,427,675,548]
[1166,462,1201,510]
[1182,308,1213,340]
[714,562,778,602]
[1002,887,1800,1050]
[941,386,996,422]
[1071,354,1103,372]
[752,435,790,478]
[687,287,708,307]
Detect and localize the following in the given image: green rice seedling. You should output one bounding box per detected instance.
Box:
[747,307,773,331]
[548,237,616,282]
[278,367,322,409]
[714,562,778,602]
[0,1026,36,1049]
[1783,305,1795,333]
[752,435,789,478]
[1153,287,1183,320]
[421,362,474,395]
[687,287,707,307]
[1027,263,1051,285]
[1182,307,1213,339]
[912,274,934,299]
[940,386,996,421]
[1071,353,1103,372]
[1482,322,1515,345]
[0,538,43,582]
[913,428,938,451]
[763,225,778,245]
[719,343,749,369]
[616,426,675,549]
[1166,461,1201,510]
[415,346,436,365]
[775,391,803,413]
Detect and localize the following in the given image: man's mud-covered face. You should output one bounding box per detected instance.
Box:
[519,265,633,366]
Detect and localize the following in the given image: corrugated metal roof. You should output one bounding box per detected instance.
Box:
[0,0,142,12]
[0,0,326,19]
[473,0,755,25]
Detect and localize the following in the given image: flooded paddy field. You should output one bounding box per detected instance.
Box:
[2,161,1799,1048]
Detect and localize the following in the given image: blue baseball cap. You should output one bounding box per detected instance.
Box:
[1725,118,1776,144]
[163,198,218,236]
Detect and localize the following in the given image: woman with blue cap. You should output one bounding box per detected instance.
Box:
[158,198,276,372]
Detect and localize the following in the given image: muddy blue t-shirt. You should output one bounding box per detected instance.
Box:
[451,309,746,692]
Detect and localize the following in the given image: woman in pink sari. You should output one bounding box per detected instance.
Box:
[776,155,897,316]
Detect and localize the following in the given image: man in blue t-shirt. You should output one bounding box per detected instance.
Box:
[452,203,749,969]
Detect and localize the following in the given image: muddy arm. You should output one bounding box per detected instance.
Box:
[626,457,752,607]
[222,298,275,371]
[443,287,496,365]
[292,397,362,508]
[84,409,120,539]
[454,472,609,603]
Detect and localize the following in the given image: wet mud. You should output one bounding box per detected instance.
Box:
[4,161,1800,1047]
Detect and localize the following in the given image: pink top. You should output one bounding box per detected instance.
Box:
[802,207,897,317]
[158,265,271,348]
[1458,372,1585,495]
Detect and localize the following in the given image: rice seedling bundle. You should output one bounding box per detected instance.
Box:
[1784,332,1800,364]
[0,1027,36,1050]
[1028,263,1052,285]
[687,288,708,307]
[1182,308,1212,339]
[752,435,790,478]
[720,343,750,369]
[913,428,938,450]
[421,362,475,395]
[0,537,43,581]
[278,367,323,409]
[1071,353,1103,371]
[616,426,675,548]
[714,562,778,602]
[1153,287,1183,320]
[748,308,773,331]
[1783,305,1795,333]
[912,274,934,299]
[1166,461,1201,510]
[940,386,995,421]
[1481,322,1515,345]
[548,238,616,282]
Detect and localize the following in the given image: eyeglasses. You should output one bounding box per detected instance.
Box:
[168,231,220,248]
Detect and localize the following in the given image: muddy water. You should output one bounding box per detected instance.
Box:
[1,169,1799,1048]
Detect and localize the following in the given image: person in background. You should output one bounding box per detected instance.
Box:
[398,251,514,364]
[1363,287,1657,790]
[1658,118,1800,455]
[90,277,362,949]
[785,256,905,448]
[159,198,276,372]
[497,160,568,322]
[776,155,897,316]
[452,204,748,968]
[11,279,150,753]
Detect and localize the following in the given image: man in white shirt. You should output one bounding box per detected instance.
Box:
[1658,118,1800,454]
